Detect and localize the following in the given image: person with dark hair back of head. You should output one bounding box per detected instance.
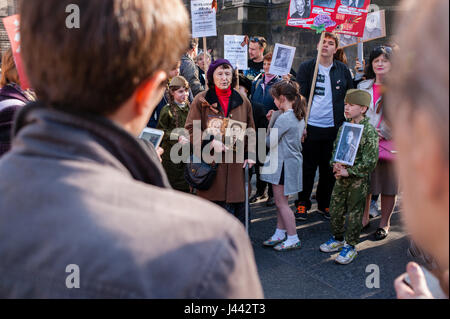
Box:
[0,0,263,299]
[180,38,204,97]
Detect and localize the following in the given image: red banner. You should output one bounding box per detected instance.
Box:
[2,15,31,90]
[287,0,371,37]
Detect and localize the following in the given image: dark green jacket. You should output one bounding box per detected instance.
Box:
[157,102,190,192]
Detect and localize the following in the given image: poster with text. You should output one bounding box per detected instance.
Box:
[191,0,217,38]
[338,10,386,48]
[2,15,30,90]
[224,35,248,70]
[286,0,371,38]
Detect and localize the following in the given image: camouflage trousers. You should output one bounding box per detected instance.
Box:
[329,177,369,247]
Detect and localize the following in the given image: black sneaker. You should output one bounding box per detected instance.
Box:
[265,197,275,207]
[294,203,308,220]
[318,208,331,220]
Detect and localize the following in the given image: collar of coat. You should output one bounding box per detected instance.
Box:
[204,88,244,117]
[12,101,171,188]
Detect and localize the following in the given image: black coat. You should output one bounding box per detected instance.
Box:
[296,58,355,130]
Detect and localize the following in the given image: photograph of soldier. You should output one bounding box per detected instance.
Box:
[335,125,363,165]
[225,119,247,149]
[289,0,311,19]
[274,47,291,69]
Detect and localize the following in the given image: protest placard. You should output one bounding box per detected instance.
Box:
[287,0,371,38]
[269,44,296,76]
[224,35,248,71]
[191,0,217,38]
[2,15,30,90]
[338,10,386,48]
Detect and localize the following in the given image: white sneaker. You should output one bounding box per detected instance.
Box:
[320,237,346,253]
[335,244,358,265]
[369,200,380,218]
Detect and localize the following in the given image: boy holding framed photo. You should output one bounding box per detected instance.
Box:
[320,89,379,264]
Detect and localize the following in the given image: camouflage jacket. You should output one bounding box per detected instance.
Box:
[330,116,379,179]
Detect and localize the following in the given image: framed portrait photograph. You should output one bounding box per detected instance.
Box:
[334,122,364,166]
[206,115,227,138]
[269,43,296,76]
[225,119,247,150]
[338,10,386,48]
[140,128,165,149]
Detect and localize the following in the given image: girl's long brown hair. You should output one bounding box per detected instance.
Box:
[270,80,306,121]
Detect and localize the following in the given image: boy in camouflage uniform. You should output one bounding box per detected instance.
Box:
[320,89,379,264]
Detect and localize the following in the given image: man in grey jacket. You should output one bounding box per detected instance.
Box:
[0,0,263,299]
[180,38,204,97]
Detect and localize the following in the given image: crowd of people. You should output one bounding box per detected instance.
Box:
[0,0,447,299]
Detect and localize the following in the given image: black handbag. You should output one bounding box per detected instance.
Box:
[184,155,218,191]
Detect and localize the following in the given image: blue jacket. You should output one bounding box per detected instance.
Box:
[251,75,282,114]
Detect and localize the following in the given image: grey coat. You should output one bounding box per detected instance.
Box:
[0,102,263,299]
[180,54,204,97]
[260,110,305,196]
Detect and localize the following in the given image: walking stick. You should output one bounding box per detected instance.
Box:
[245,163,250,235]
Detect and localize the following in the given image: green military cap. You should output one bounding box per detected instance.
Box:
[345,89,371,108]
[169,76,189,88]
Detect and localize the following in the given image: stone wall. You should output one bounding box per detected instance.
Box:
[0,0,19,55]
[183,0,401,72]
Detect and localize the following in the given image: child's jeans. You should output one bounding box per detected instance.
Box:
[329,177,369,247]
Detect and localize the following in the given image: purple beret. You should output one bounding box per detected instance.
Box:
[206,59,234,85]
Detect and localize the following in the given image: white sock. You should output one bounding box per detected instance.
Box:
[283,234,300,246]
[271,229,287,241]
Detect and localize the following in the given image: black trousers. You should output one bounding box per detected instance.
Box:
[214,201,247,226]
[297,125,339,211]
[250,164,274,198]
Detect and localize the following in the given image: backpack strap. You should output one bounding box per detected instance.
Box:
[0,99,26,112]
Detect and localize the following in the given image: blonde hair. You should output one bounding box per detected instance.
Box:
[0,48,20,87]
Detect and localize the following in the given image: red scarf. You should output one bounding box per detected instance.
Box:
[215,86,232,117]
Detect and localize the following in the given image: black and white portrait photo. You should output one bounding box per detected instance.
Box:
[362,10,385,41]
[274,47,290,68]
[313,0,336,9]
[225,119,247,149]
[338,10,386,48]
[289,0,311,19]
[341,0,365,8]
[269,44,296,76]
[334,123,364,166]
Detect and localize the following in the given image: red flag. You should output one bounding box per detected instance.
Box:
[211,0,218,11]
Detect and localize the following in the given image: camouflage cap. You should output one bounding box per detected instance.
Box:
[345,89,371,108]
[169,76,189,88]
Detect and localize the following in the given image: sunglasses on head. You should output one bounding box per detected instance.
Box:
[374,46,393,54]
[250,37,266,45]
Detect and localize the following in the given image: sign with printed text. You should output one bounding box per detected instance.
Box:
[286,0,371,37]
[224,35,248,70]
[338,10,386,48]
[191,0,217,38]
[2,15,30,90]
